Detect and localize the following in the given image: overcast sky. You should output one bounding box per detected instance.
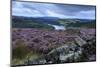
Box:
[12,1,96,19]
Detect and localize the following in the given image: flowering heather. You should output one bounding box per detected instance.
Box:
[12,28,95,52]
[12,28,96,66]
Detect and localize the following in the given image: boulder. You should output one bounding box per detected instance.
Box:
[46,43,83,63]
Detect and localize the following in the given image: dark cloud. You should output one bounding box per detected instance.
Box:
[12,1,96,19]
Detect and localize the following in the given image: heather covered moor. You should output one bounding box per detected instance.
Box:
[12,1,96,66]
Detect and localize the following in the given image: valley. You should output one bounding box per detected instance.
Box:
[12,16,96,66]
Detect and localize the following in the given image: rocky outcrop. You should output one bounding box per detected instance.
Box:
[12,28,96,66]
[45,42,83,63]
[24,37,96,65]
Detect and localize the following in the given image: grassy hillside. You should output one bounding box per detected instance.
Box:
[12,16,96,29]
[67,22,96,28]
[12,16,55,30]
[58,19,96,28]
[12,21,54,29]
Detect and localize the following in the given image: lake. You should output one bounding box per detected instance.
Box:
[48,24,66,30]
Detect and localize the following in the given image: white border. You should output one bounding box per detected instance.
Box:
[20,0,96,5]
[0,0,10,67]
[0,0,100,67]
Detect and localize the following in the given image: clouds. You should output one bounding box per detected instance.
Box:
[76,10,95,19]
[12,1,96,19]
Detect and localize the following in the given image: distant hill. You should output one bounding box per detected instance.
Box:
[12,16,55,29]
[66,21,96,28]
[12,16,96,29]
[12,16,60,25]
[58,19,96,28]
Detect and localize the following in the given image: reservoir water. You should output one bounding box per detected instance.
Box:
[48,24,66,30]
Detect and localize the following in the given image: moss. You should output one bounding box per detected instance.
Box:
[12,40,30,59]
[12,40,43,65]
